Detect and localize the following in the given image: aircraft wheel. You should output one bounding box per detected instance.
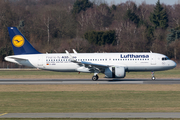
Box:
[151,76,156,80]
[151,71,156,80]
[92,75,99,81]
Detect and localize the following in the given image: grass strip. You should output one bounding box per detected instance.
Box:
[1,84,180,92]
[1,90,180,113]
[0,69,180,79]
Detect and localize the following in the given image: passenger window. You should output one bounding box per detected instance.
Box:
[162,57,170,61]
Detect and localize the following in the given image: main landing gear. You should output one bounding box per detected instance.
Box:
[92,74,99,81]
[151,71,156,80]
[92,70,99,81]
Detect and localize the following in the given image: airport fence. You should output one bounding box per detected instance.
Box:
[0,62,27,69]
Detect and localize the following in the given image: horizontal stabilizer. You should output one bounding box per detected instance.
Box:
[5,56,28,61]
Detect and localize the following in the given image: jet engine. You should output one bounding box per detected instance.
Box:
[104,66,126,78]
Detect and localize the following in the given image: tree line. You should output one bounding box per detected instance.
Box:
[0,0,180,64]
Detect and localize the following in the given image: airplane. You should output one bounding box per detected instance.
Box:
[5,27,177,81]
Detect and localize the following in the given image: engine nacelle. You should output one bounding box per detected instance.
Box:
[104,66,126,78]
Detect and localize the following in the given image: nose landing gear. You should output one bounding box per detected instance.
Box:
[151,71,156,80]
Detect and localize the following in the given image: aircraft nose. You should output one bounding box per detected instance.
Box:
[170,60,176,69]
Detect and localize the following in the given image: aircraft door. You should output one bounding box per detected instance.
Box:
[37,55,44,68]
[151,54,156,65]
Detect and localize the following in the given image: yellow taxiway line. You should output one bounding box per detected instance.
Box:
[0,113,8,116]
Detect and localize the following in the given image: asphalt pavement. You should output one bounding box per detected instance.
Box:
[0,78,180,84]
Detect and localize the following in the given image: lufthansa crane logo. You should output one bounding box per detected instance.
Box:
[12,35,25,47]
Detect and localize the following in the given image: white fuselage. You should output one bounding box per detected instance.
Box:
[5,52,176,73]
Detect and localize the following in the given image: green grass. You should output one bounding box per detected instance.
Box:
[0,68,179,79]
[0,70,96,79]
[1,90,180,113]
[0,70,73,76]
[126,69,180,78]
[0,69,180,115]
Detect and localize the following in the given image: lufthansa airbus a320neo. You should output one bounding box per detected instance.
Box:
[5,27,176,80]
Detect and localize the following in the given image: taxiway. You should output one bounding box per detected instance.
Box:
[1,113,180,118]
[0,78,180,84]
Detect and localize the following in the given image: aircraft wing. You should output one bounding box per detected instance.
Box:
[65,50,109,67]
[65,50,110,73]
[81,61,109,68]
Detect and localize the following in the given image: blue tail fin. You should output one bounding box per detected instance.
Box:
[8,27,40,55]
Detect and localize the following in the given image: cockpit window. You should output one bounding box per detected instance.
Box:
[162,57,170,61]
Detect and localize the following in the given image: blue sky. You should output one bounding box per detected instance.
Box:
[105,0,179,5]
